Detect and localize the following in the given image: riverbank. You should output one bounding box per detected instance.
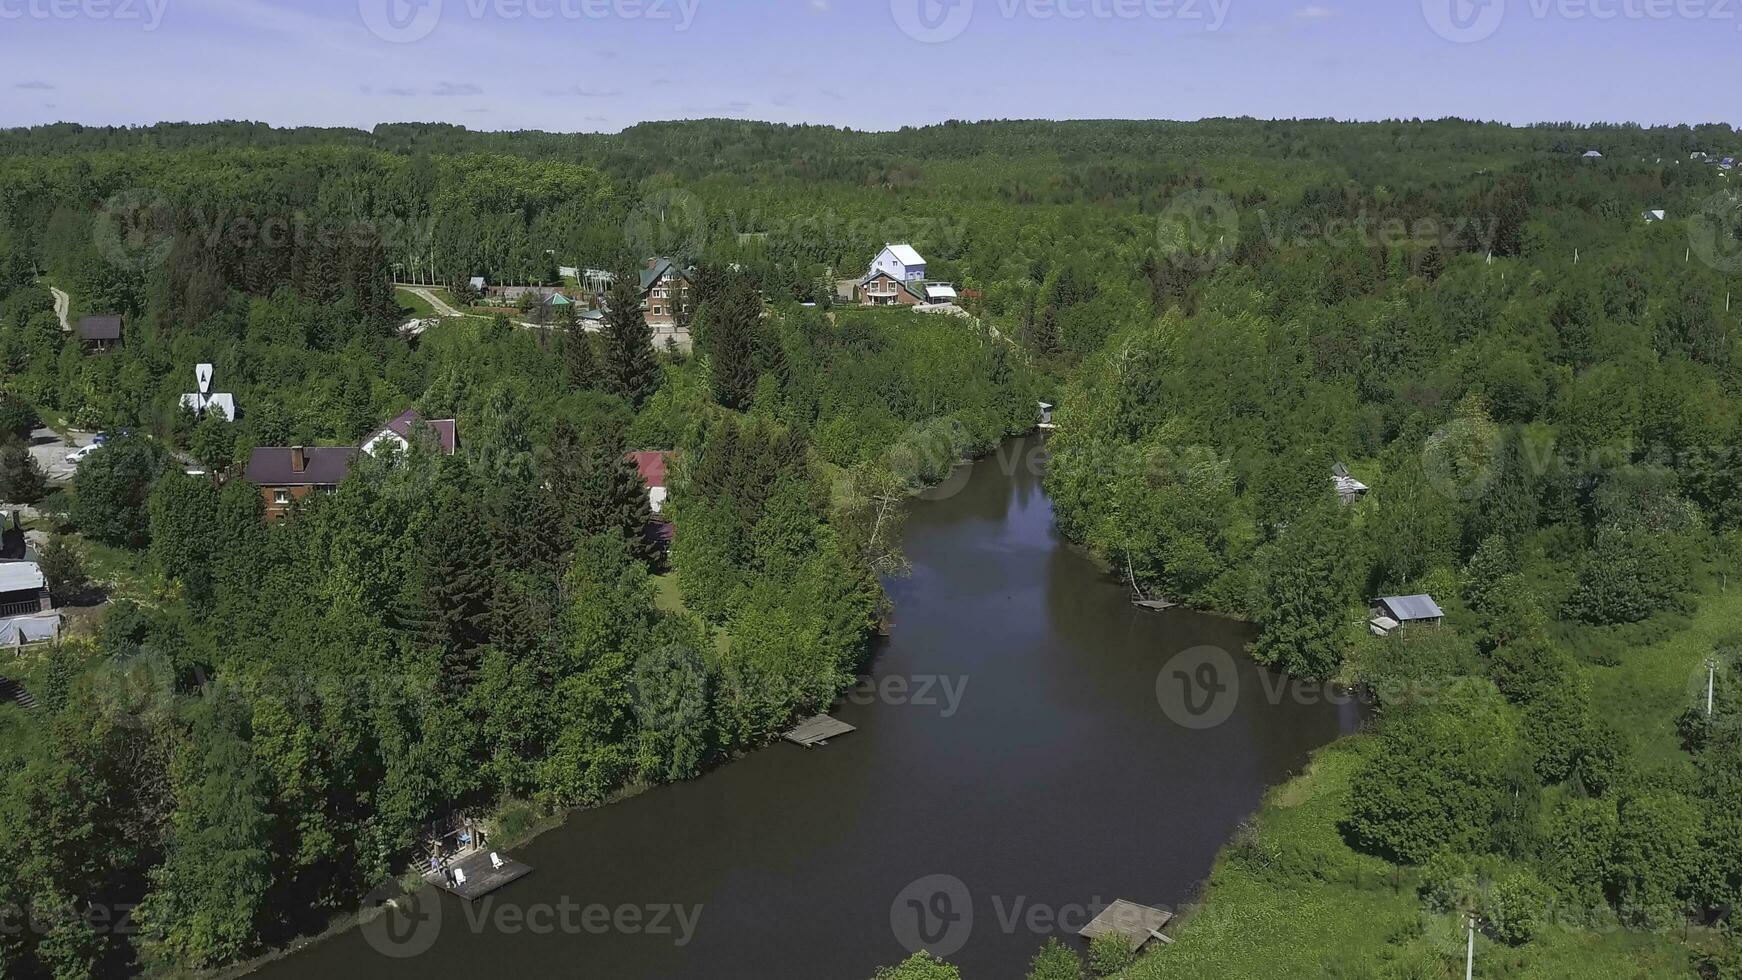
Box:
[1129,586,1742,979]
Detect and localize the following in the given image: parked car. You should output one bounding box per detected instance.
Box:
[64,445,100,466]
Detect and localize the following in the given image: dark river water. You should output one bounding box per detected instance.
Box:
[257,437,1353,980]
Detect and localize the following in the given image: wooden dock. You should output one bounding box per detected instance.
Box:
[783,714,856,748]
[1079,900,1174,952]
[424,849,532,901]
[1132,598,1177,612]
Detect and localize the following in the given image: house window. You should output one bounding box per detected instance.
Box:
[273,489,290,505]
[652,306,665,316]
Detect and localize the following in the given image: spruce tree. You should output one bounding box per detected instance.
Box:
[563,327,596,392]
[601,269,658,408]
[708,276,759,410]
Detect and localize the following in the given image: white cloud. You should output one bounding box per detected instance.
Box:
[1296,4,1335,18]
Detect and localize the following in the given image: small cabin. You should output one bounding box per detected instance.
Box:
[1038,402,1056,430]
[1369,595,1445,636]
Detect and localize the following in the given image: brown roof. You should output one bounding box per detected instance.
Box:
[78,316,123,341]
[244,447,358,487]
[365,409,458,455]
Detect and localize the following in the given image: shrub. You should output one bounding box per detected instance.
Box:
[0,393,38,441]
[37,534,88,606]
[1484,870,1551,945]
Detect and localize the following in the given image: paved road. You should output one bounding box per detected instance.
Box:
[25,427,96,486]
[49,286,70,332]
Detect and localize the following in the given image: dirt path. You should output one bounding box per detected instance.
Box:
[398,285,461,318]
[50,286,70,332]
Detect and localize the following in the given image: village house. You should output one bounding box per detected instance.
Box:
[361,409,459,458]
[856,245,961,307]
[247,409,458,520]
[0,562,59,647]
[77,315,123,352]
[629,451,671,515]
[1368,595,1445,637]
[639,258,691,328]
[1332,463,1369,505]
[244,445,358,520]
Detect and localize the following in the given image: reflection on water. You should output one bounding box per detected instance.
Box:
[255,437,1347,980]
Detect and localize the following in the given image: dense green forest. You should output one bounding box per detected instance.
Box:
[2,116,1742,978]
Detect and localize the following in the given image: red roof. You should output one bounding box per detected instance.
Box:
[629,451,669,489]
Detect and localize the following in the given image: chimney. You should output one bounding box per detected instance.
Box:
[291,446,306,474]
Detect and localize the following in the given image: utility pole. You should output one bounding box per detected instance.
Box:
[1466,916,1476,980]
[1709,659,1719,718]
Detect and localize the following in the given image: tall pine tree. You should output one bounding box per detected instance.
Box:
[601,268,658,408]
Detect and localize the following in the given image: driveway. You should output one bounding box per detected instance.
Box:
[27,427,97,485]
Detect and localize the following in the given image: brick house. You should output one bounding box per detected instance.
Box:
[244,445,359,520]
[246,410,458,520]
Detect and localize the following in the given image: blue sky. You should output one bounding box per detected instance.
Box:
[2,0,1738,131]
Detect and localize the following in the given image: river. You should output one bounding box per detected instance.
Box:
[257,436,1353,979]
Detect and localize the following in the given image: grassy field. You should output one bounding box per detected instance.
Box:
[394,285,439,319]
[1133,740,1711,979]
[1130,584,1742,979]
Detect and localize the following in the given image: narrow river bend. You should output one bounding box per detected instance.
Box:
[258,437,1351,979]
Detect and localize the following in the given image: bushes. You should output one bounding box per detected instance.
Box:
[1345,683,1525,864]
[70,436,167,548]
[1565,528,1694,625]
[0,392,38,441]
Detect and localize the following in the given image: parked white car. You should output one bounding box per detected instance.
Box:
[64,445,100,466]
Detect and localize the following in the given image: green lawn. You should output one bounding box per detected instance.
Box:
[652,573,731,655]
[1586,587,1742,768]
[1133,584,1742,979]
[394,285,437,319]
[1133,740,1710,979]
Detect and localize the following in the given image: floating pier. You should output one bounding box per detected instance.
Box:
[424,849,532,901]
[1079,900,1175,952]
[782,714,856,748]
[1132,598,1177,612]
